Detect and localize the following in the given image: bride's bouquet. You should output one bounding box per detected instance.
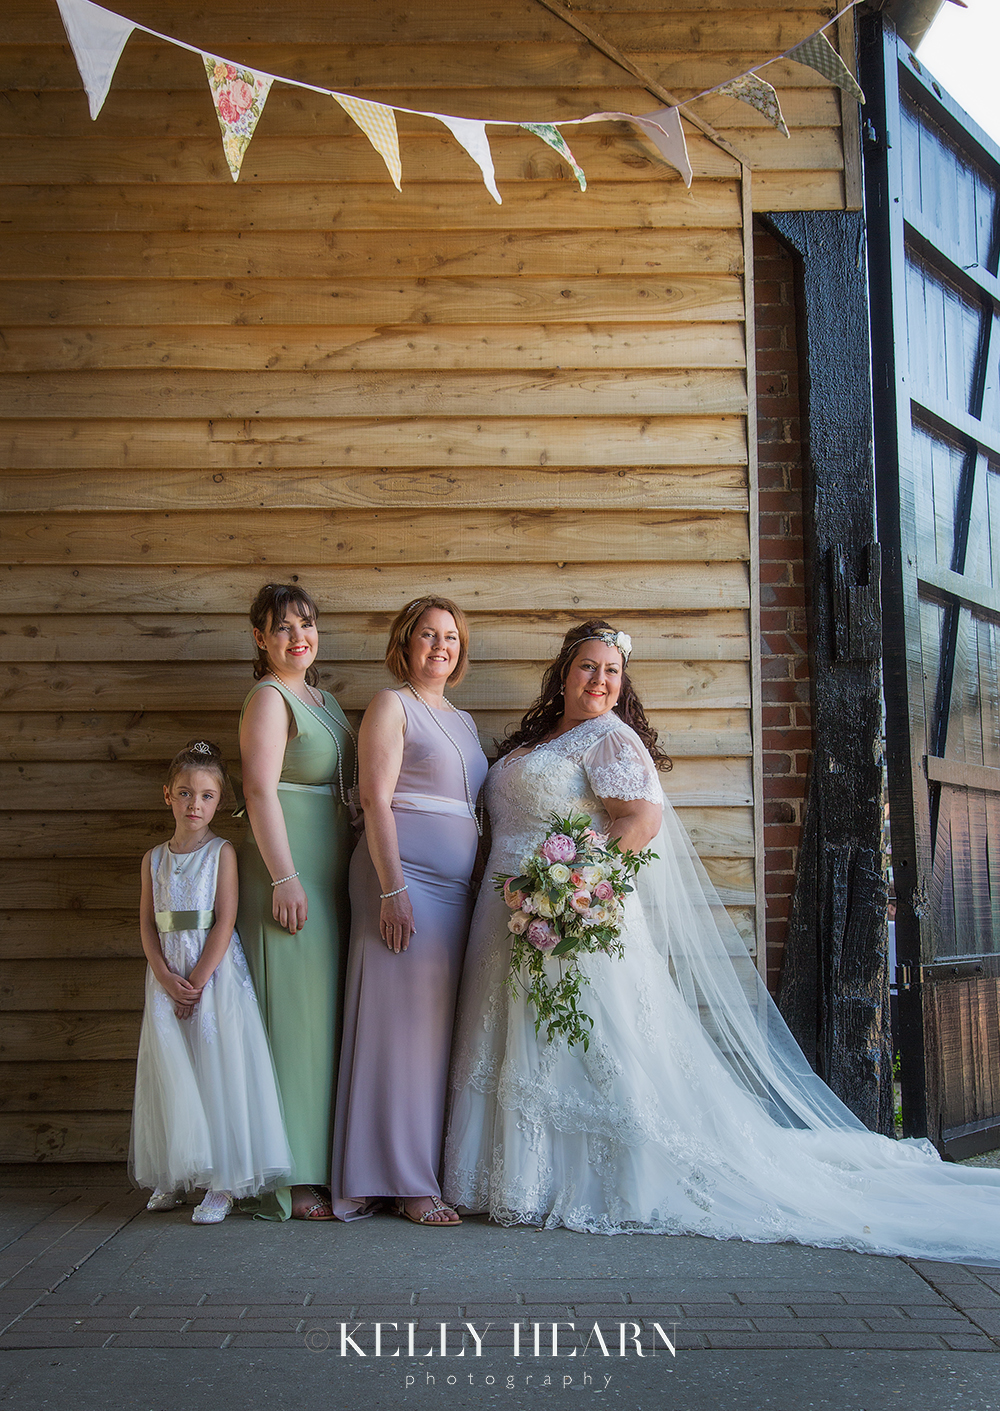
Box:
[495,811,656,1050]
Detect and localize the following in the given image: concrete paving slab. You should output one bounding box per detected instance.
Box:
[2,1348,1000,1411]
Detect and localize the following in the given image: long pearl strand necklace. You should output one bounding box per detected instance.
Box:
[268,672,358,806]
[405,681,483,835]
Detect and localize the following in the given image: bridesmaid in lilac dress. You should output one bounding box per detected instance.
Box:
[331,597,488,1224]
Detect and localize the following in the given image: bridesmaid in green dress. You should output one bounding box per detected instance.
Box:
[237,583,355,1221]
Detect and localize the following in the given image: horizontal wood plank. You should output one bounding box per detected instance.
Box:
[0,754,752,833]
[0,274,744,327]
[1,7,849,48]
[1,706,752,763]
[0,368,748,420]
[0,960,146,1012]
[0,1014,140,1062]
[0,131,749,185]
[0,323,749,374]
[0,609,750,663]
[0,911,140,959]
[0,227,744,279]
[0,1061,137,1112]
[0,40,837,93]
[1,507,749,567]
[0,562,751,614]
[0,182,744,233]
[0,416,747,470]
[0,656,751,718]
[0,85,841,139]
[0,1112,131,1161]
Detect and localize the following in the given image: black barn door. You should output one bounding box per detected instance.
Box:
[862,22,1000,1155]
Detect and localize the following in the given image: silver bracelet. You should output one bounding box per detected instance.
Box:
[271,871,299,887]
[380,884,408,899]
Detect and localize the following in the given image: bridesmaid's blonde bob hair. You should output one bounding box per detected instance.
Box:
[385,596,470,687]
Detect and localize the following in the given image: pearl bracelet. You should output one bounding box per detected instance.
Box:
[380,884,408,899]
[271,871,299,887]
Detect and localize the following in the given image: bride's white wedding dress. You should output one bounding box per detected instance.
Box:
[444,712,1000,1262]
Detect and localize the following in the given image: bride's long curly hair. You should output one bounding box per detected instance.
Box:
[497,619,671,769]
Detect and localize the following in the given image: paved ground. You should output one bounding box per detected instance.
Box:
[1,1166,999,1410]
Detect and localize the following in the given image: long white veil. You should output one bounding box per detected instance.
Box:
[642,794,881,1136]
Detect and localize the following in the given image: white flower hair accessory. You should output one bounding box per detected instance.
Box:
[582,629,633,664]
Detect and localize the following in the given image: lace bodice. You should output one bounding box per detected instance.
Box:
[485,713,662,873]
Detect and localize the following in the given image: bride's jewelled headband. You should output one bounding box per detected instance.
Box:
[579,629,633,665]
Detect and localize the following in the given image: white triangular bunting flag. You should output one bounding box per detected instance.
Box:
[56,0,135,120]
[203,57,274,182]
[333,94,402,191]
[580,107,692,188]
[435,115,502,205]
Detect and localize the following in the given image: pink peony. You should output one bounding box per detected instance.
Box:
[539,833,576,864]
[568,889,592,914]
[527,919,558,952]
[217,80,255,125]
[593,880,614,902]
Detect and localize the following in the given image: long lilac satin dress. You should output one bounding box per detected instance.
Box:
[331,689,488,1218]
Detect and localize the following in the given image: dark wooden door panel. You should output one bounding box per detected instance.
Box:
[862,20,1000,1153]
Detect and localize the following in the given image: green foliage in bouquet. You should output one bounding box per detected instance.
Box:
[495,810,656,1050]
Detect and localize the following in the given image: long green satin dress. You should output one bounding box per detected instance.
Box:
[237,678,355,1218]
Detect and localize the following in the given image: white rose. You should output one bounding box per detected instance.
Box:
[548,863,571,884]
[508,911,530,935]
[580,865,602,885]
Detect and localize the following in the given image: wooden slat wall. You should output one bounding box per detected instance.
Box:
[0,0,848,1161]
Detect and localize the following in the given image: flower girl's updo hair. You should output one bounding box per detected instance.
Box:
[497,619,670,769]
[249,582,321,687]
[165,740,229,793]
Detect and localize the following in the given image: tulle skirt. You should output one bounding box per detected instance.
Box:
[129,931,291,1198]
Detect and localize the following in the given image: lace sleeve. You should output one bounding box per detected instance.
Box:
[582,727,662,805]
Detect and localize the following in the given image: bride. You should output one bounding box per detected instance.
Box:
[444,621,1000,1262]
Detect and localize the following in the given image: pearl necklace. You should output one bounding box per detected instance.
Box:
[405,681,483,835]
[267,673,358,806]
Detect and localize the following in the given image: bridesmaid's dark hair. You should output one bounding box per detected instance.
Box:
[165,739,229,793]
[249,582,321,687]
[384,596,470,687]
[497,619,671,769]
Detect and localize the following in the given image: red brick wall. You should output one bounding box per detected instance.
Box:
[754,223,813,993]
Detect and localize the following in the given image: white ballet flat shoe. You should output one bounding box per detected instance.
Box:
[192,1191,233,1224]
[146,1188,185,1212]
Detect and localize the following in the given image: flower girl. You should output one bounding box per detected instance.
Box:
[129,741,291,1222]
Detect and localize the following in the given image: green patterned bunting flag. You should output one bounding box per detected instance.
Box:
[788,32,865,104]
[520,123,587,191]
[718,73,789,138]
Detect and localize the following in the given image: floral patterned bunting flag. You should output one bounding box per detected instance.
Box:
[788,32,865,105]
[332,95,402,191]
[56,0,135,120]
[519,123,587,191]
[203,57,274,182]
[717,73,789,138]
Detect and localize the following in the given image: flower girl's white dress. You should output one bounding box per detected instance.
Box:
[129,836,291,1197]
[445,713,1000,1264]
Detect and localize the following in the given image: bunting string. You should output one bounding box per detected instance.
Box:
[56,0,866,201]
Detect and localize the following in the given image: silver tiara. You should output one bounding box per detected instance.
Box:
[190,741,213,755]
[580,629,633,664]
